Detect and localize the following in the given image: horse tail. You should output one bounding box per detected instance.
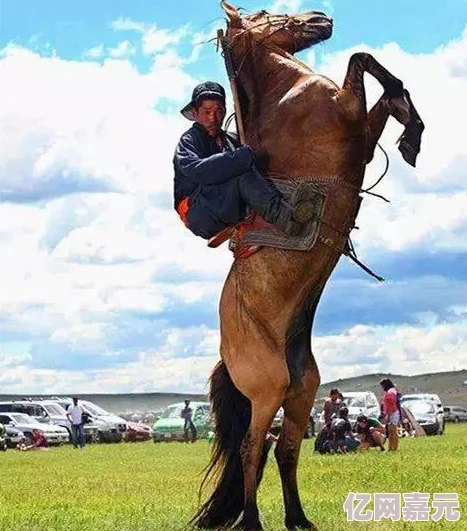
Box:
[191,361,271,528]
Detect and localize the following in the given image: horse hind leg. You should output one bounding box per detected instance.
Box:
[192,360,283,531]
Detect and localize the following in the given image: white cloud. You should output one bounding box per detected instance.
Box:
[315,320,467,384]
[108,40,136,59]
[268,0,304,13]
[142,26,188,55]
[110,17,148,33]
[85,44,105,59]
[0,44,196,201]
[1,25,467,393]
[1,319,465,394]
[84,40,136,61]
[110,16,189,57]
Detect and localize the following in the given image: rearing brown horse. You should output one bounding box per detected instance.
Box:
[192,3,424,531]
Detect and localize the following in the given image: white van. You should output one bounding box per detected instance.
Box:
[318,391,380,428]
[342,392,380,424]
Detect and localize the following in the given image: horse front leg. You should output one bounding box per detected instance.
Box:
[342,52,424,166]
[276,365,320,531]
[364,94,390,164]
[240,391,286,531]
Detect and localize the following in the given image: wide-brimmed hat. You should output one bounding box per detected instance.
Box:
[180,81,226,120]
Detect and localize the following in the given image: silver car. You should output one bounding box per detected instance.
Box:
[0,413,69,445]
[56,399,127,443]
[443,405,467,423]
[0,400,99,444]
[401,394,445,435]
[4,425,25,448]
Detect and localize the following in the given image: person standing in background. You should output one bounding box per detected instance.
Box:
[380,378,400,451]
[181,400,197,443]
[323,388,342,429]
[67,397,85,450]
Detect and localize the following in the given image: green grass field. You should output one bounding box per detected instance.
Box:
[1,424,466,531]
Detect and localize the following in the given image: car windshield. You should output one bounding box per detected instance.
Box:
[344,396,366,408]
[404,396,437,402]
[161,406,182,419]
[10,413,39,425]
[83,403,109,416]
[404,401,434,415]
[44,404,66,416]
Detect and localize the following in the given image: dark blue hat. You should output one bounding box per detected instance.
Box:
[180,81,226,120]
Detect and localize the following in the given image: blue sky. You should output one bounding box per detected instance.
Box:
[2,0,466,56]
[0,0,466,393]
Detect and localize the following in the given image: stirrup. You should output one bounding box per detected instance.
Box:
[207,226,236,248]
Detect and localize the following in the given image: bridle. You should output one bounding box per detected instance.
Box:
[218,13,302,77]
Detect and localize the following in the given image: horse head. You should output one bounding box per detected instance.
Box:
[221,1,333,54]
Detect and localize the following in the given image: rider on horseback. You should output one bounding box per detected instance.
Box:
[173,81,316,240]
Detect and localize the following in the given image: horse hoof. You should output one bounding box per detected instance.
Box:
[398,140,417,167]
[285,518,318,530]
[234,519,263,531]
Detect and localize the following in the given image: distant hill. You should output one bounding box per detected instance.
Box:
[1,370,466,415]
[0,392,206,415]
[317,369,467,407]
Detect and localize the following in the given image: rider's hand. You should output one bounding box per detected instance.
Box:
[252,148,270,170]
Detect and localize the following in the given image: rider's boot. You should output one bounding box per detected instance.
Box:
[272,196,316,237]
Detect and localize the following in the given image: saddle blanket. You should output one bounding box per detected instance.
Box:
[208,178,327,259]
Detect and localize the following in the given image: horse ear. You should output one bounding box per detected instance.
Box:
[221,1,241,26]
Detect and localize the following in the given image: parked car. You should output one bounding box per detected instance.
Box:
[56,399,127,443]
[0,413,69,445]
[443,405,467,423]
[152,402,211,442]
[270,407,284,434]
[400,397,444,435]
[4,425,25,448]
[0,424,6,451]
[342,392,380,425]
[271,407,316,438]
[0,400,99,444]
[124,422,152,442]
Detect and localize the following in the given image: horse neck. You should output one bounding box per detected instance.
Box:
[235,43,311,145]
[232,40,365,192]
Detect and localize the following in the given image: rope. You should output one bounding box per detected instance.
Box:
[361,143,390,202]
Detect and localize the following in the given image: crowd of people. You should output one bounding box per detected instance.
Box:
[5,386,411,453]
[314,378,406,454]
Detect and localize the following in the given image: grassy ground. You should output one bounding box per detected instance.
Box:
[0,424,466,531]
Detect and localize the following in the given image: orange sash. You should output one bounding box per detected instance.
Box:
[176,197,190,227]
